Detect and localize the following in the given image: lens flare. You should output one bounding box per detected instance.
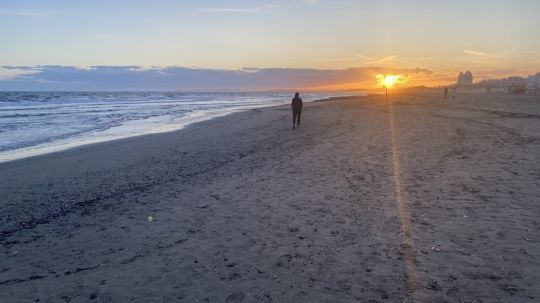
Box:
[376,74,403,88]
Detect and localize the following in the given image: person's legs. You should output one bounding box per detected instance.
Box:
[292,110,298,129]
[297,111,301,127]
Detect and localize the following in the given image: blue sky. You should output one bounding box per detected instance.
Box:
[1,0,539,90]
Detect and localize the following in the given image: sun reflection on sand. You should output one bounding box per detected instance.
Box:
[387,101,420,298]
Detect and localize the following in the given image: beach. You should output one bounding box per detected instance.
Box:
[1,92,539,302]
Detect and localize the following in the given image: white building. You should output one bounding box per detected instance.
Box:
[526,73,540,93]
[480,74,539,94]
[457,71,473,86]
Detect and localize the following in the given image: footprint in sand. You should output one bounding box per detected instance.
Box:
[226,292,245,302]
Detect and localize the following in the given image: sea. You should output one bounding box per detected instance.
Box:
[0,91,360,162]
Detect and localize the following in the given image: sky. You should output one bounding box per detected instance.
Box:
[1,0,539,90]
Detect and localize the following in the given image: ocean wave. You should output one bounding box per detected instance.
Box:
[0,91,361,161]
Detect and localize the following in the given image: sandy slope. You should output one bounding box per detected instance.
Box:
[0,92,539,302]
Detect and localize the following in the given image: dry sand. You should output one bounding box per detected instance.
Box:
[0,92,539,302]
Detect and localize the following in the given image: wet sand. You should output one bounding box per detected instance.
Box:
[1,92,539,302]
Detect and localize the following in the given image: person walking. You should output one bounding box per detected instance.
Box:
[291,92,303,129]
[444,87,448,99]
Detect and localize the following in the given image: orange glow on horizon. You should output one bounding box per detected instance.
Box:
[295,68,519,92]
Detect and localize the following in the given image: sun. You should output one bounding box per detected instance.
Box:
[376,74,403,88]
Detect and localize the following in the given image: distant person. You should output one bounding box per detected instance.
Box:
[444,87,448,99]
[452,87,457,99]
[291,92,303,129]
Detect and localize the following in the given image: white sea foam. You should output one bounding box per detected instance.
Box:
[0,92,362,162]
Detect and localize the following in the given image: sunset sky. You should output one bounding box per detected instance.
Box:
[1,0,539,90]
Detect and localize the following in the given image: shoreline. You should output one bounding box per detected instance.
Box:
[1,92,538,302]
[0,94,364,164]
[0,106,247,164]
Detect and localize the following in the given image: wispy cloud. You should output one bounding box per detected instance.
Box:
[357,54,399,65]
[198,8,260,13]
[463,49,515,59]
[457,49,519,66]
[369,55,399,64]
[197,4,277,14]
[325,57,359,62]
[0,9,38,16]
[0,67,38,80]
[300,0,320,4]
[356,54,375,60]
[463,49,490,57]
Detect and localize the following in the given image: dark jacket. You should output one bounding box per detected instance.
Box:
[291,97,303,111]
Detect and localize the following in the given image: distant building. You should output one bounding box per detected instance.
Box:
[457,71,473,86]
[479,75,536,94]
[507,77,527,93]
[526,73,540,93]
